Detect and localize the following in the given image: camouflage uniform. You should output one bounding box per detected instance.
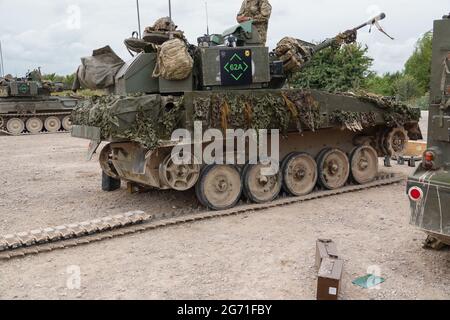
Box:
[237,0,272,44]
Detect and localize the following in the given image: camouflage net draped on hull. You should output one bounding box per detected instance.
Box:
[71,90,420,150]
[329,110,376,132]
[192,91,323,134]
[354,93,421,127]
[72,94,183,149]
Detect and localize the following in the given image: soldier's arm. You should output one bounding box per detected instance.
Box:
[237,1,246,16]
[252,0,272,23]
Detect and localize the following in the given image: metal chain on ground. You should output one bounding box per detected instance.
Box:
[0,173,402,260]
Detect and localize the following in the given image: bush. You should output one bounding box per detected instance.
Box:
[292,43,373,92]
[364,72,402,96]
[412,93,430,110]
[393,75,421,102]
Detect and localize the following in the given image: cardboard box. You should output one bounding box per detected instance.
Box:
[405,141,427,157]
[317,258,344,300]
[315,239,339,269]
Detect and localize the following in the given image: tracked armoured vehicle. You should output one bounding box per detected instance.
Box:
[71,14,422,210]
[0,69,79,135]
[407,13,450,249]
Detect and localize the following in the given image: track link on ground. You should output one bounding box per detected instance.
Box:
[0,173,403,261]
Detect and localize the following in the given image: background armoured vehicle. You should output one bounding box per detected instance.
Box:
[407,14,450,248]
[0,69,78,135]
[72,14,422,210]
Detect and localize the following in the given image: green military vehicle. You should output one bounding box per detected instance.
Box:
[71,14,422,210]
[407,13,450,249]
[0,69,78,135]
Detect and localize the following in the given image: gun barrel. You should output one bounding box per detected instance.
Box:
[312,13,386,53]
[312,38,335,52]
[354,12,386,31]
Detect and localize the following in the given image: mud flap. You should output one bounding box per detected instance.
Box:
[86,140,101,161]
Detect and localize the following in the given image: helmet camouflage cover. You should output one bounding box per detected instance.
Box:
[151,17,177,32]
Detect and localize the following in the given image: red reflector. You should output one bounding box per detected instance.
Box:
[409,187,423,201]
[424,151,435,162]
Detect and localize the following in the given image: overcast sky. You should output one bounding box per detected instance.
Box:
[0,0,447,77]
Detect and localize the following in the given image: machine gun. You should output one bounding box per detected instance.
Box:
[275,13,393,74]
[314,13,392,52]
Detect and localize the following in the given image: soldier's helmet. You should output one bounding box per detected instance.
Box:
[153,17,177,31]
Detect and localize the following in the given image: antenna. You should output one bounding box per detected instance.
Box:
[0,40,4,77]
[168,0,173,29]
[136,0,142,38]
[168,0,174,39]
[205,1,210,36]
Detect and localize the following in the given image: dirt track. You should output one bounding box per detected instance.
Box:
[0,133,449,300]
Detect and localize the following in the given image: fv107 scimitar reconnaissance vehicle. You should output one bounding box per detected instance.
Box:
[72,13,422,210]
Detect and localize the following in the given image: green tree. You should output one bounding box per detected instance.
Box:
[63,74,75,88]
[292,43,373,92]
[42,73,66,82]
[393,74,421,101]
[365,72,403,96]
[404,31,433,95]
[42,73,75,89]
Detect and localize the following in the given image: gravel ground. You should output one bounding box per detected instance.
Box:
[0,132,448,300]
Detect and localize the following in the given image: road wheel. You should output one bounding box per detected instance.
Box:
[6,118,25,135]
[282,152,318,196]
[44,116,61,133]
[350,146,379,184]
[196,165,242,210]
[317,148,350,190]
[102,171,121,192]
[159,153,200,191]
[243,161,282,204]
[62,115,72,131]
[383,127,408,158]
[26,117,43,134]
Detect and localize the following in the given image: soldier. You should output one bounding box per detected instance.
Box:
[236,0,272,45]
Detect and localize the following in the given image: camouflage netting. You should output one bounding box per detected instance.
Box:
[72,94,183,149]
[192,91,323,134]
[72,90,421,150]
[329,110,377,132]
[355,93,421,127]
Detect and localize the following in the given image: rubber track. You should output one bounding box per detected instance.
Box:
[0,173,403,261]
